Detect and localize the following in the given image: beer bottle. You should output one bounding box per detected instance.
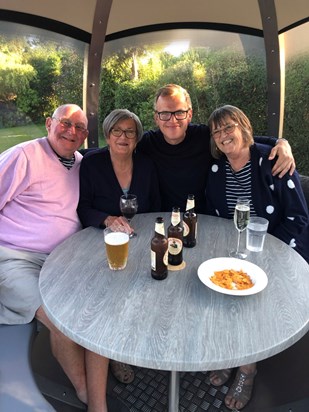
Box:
[183,194,197,248]
[151,217,168,280]
[167,207,184,266]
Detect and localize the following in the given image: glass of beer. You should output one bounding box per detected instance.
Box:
[104,227,130,270]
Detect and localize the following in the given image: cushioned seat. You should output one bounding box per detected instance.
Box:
[0,321,55,411]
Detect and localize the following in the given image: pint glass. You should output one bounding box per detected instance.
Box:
[104,227,129,270]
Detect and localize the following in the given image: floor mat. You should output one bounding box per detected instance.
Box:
[109,368,233,412]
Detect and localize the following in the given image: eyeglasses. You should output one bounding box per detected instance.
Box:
[110,128,137,139]
[211,123,239,138]
[53,117,87,133]
[156,110,190,121]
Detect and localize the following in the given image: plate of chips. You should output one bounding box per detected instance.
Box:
[197,257,268,296]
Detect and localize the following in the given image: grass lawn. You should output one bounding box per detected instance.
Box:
[0,124,106,153]
[0,124,47,153]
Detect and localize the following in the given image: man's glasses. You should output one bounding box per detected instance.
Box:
[211,123,239,138]
[110,128,137,139]
[156,110,190,121]
[53,117,87,133]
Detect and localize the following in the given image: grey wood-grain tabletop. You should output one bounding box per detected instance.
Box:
[39,213,309,372]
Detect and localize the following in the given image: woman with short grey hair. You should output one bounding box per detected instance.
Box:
[78,108,161,384]
[103,109,144,144]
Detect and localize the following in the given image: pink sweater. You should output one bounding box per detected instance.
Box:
[0,137,83,253]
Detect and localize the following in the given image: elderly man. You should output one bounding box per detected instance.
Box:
[0,104,117,412]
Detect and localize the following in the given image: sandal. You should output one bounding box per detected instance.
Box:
[209,368,233,386]
[224,367,257,410]
[110,360,135,384]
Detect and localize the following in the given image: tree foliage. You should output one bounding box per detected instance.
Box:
[0,33,307,174]
[284,54,309,174]
[0,36,83,125]
[99,47,268,134]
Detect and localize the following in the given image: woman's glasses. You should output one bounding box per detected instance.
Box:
[212,123,238,139]
[110,128,137,139]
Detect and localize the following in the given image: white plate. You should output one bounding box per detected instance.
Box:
[197,257,268,296]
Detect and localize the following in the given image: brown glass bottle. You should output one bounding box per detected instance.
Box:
[183,194,197,248]
[151,217,168,280]
[167,207,184,266]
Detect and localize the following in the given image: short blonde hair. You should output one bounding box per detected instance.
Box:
[154,84,192,110]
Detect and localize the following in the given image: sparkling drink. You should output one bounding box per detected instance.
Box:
[104,231,129,270]
[230,198,250,260]
[234,204,250,231]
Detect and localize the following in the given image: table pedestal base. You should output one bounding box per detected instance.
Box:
[168,371,179,411]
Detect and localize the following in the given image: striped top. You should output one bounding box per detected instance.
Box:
[226,160,257,217]
[58,154,75,170]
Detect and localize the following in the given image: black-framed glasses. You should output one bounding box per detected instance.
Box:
[110,128,137,139]
[156,110,190,121]
[53,117,87,133]
[211,123,239,138]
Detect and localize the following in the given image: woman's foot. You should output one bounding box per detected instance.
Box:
[224,364,257,410]
[76,389,87,405]
[110,360,135,384]
[209,368,233,386]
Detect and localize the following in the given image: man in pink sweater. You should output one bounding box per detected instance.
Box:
[0,104,111,412]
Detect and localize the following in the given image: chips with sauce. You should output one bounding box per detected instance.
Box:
[210,268,254,290]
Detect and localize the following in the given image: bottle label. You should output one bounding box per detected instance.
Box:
[168,237,183,255]
[151,250,156,270]
[183,221,190,237]
[186,198,195,211]
[171,211,180,226]
[163,250,169,266]
[151,250,168,270]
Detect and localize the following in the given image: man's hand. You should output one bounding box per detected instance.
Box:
[268,139,295,178]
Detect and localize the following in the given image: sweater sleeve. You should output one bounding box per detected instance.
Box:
[254,135,277,146]
[271,172,308,242]
[77,157,109,228]
[0,147,30,211]
[251,144,309,261]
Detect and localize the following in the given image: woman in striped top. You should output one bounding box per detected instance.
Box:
[205,105,309,410]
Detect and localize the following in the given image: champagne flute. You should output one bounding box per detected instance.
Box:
[229,198,250,259]
[120,194,138,237]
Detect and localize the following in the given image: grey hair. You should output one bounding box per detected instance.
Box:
[102,109,143,142]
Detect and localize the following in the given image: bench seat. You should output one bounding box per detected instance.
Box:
[0,321,55,411]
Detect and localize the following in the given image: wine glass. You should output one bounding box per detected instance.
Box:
[119,194,138,237]
[229,198,250,259]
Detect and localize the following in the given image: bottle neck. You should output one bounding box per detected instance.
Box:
[155,222,165,236]
[186,198,195,212]
[171,211,181,226]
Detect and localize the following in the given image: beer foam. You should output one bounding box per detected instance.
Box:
[105,232,129,245]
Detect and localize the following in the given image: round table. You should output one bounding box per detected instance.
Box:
[40,213,309,411]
